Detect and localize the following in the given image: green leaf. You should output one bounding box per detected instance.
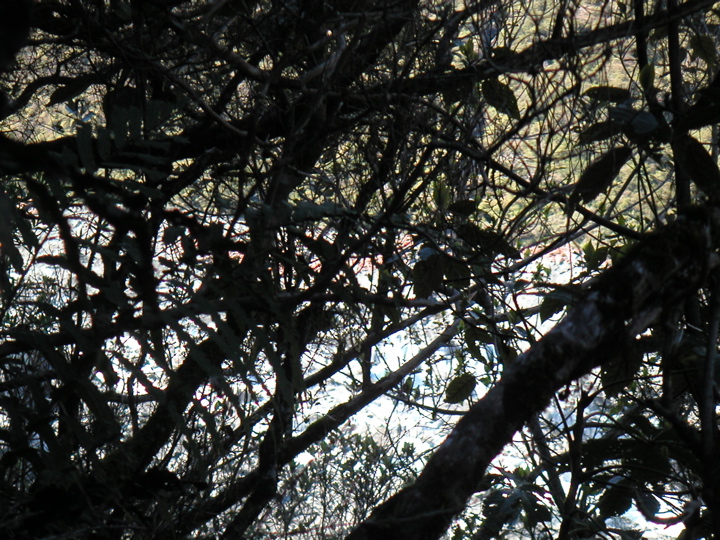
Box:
[162,225,185,245]
[413,254,445,298]
[433,180,451,209]
[291,201,345,222]
[444,258,471,289]
[519,490,552,525]
[455,224,520,259]
[598,481,634,519]
[143,99,177,132]
[582,85,632,103]
[96,127,113,160]
[444,373,476,403]
[464,327,487,363]
[572,145,632,203]
[649,25,669,41]
[47,75,98,106]
[0,231,23,275]
[578,120,620,145]
[680,85,720,130]
[0,189,27,273]
[448,199,477,216]
[689,33,717,69]
[466,323,495,346]
[460,39,475,61]
[442,76,474,105]
[76,124,96,173]
[638,63,655,94]
[481,490,522,534]
[674,135,720,201]
[681,104,720,131]
[482,78,520,120]
[582,241,609,272]
[601,341,643,398]
[635,491,660,518]
[539,285,581,322]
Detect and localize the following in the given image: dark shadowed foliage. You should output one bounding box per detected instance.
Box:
[0,1,720,539]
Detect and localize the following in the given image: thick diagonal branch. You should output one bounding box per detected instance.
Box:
[346,208,718,540]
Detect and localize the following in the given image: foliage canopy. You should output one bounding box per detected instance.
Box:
[2,0,720,538]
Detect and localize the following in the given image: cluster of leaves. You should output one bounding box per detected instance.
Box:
[0,0,720,539]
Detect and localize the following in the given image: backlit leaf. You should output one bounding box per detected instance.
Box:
[0,190,24,272]
[539,285,582,322]
[413,254,445,298]
[445,373,476,403]
[76,124,96,173]
[582,86,631,103]
[675,135,720,201]
[638,63,655,94]
[578,120,620,145]
[598,481,634,519]
[482,78,520,120]
[601,341,643,398]
[444,258,471,289]
[465,327,487,363]
[690,33,717,69]
[572,145,632,203]
[47,75,97,106]
[448,199,477,216]
[582,241,609,272]
[635,491,660,518]
[455,224,520,259]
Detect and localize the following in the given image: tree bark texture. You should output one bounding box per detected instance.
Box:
[346,207,720,540]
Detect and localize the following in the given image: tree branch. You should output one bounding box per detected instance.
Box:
[346,207,719,539]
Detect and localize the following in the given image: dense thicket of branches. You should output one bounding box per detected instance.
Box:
[1,0,720,538]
